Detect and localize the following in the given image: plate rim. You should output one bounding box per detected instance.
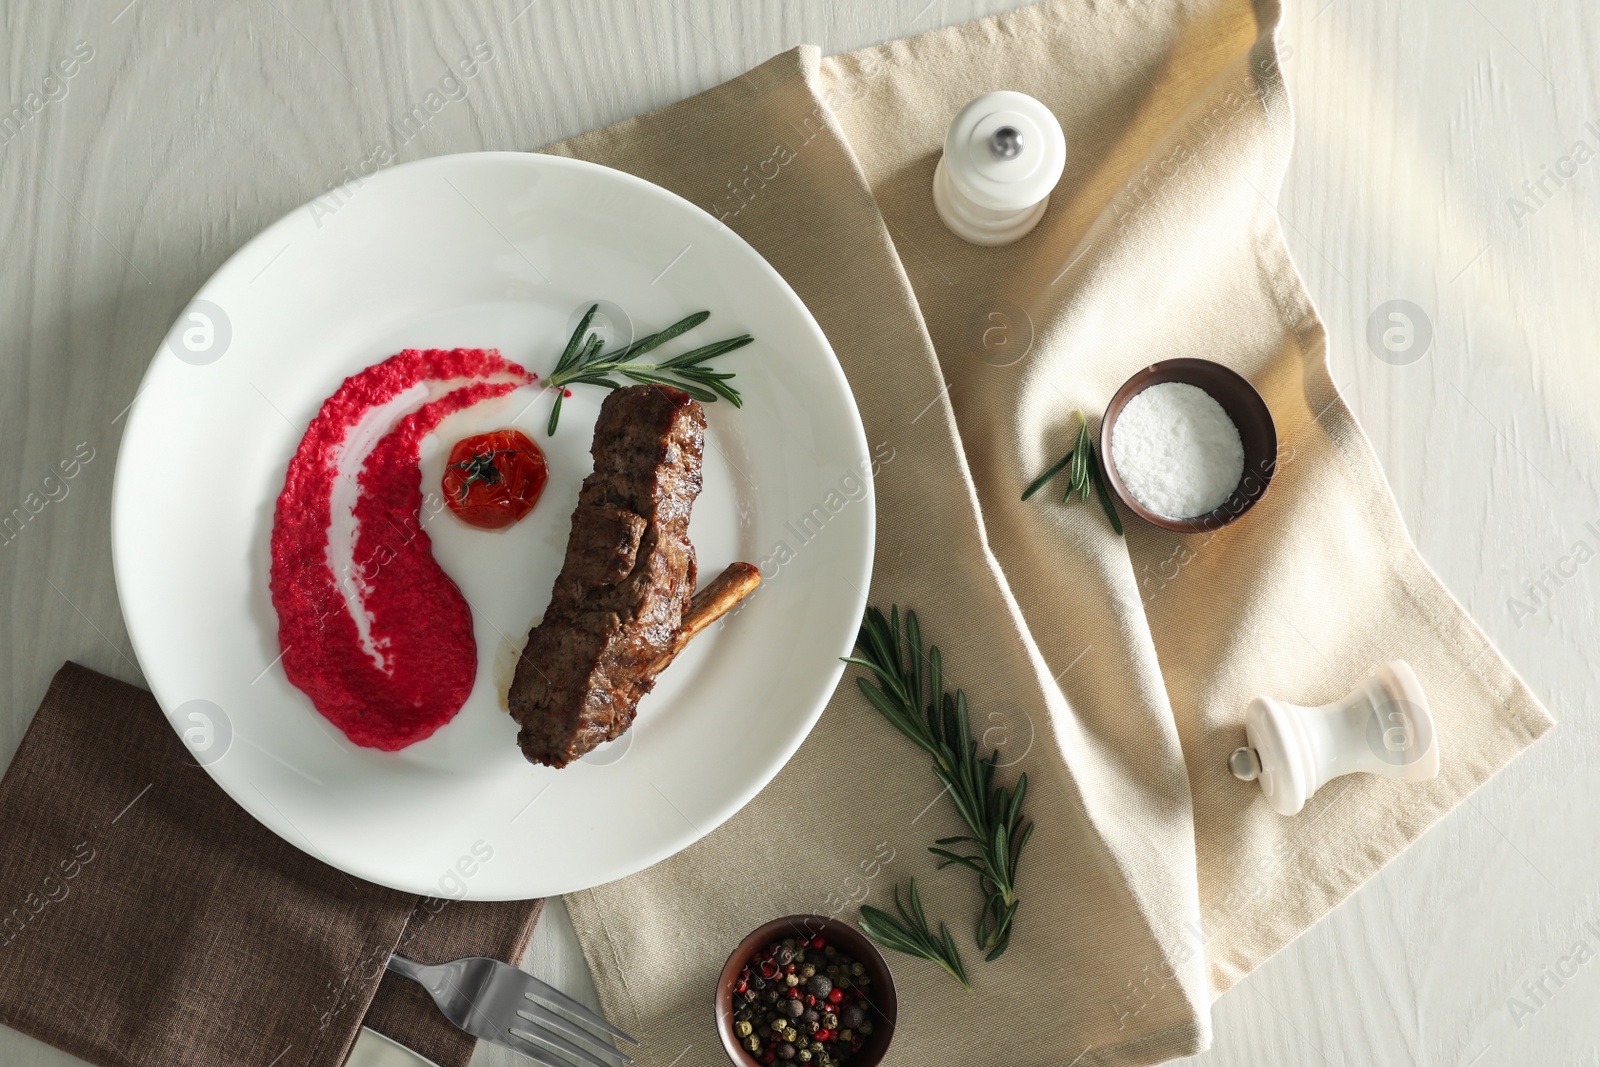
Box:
[110,150,875,898]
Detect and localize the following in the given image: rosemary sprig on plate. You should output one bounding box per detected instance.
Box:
[845,606,1033,963]
[544,303,754,434]
[858,878,971,992]
[1022,409,1123,535]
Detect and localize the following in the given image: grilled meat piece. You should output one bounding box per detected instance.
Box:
[510,385,704,767]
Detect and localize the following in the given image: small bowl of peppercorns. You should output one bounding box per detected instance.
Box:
[716,915,898,1067]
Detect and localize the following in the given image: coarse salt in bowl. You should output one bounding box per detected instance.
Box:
[1099,359,1278,532]
[1111,381,1244,519]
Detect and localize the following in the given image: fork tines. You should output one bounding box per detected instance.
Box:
[521,972,639,1045]
[512,994,634,1066]
[497,969,637,1067]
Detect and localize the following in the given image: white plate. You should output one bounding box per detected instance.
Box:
[349,1029,442,1067]
[111,153,873,899]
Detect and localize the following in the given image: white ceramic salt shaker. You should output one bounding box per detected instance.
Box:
[932,90,1066,246]
[1228,661,1440,816]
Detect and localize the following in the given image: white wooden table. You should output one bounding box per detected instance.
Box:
[1,1,1594,1064]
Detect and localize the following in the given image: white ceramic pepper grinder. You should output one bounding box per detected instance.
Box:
[932,90,1067,246]
[1228,661,1440,816]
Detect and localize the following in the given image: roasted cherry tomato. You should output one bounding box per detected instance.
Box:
[441,429,547,529]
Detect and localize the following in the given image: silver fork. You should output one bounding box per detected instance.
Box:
[386,953,639,1067]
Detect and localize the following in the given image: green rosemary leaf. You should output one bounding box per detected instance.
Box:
[657,334,754,368]
[708,381,745,407]
[677,367,739,382]
[907,877,931,931]
[1010,820,1035,869]
[1022,449,1075,501]
[613,310,710,360]
[982,900,1018,962]
[1067,439,1086,503]
[839,655,904,696]
[905,611,924,709]
[554,304,599,376]
[1088,454,1124,535]
[545,390,564,437]
[929,849,989,878]
[927,652,948,752]
[673,367,744,405]
[1076,415,1094,502]
[1006,773,1028,830]
[619,368,717,403]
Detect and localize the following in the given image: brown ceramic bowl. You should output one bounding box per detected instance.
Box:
[1099,358,1278,533]
[716,915,898,1067]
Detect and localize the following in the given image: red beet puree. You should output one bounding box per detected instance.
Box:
[269,348,534,750]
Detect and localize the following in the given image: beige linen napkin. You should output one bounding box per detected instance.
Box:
[545,0,1553,1062]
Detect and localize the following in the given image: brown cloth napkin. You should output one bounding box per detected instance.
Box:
[0,662,542,1067]
[544,0,1553,1064]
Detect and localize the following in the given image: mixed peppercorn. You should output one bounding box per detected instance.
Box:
[730,935,875,1065]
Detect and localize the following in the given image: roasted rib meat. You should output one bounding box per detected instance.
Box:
[510,384,705,767]
[650,561,761,674]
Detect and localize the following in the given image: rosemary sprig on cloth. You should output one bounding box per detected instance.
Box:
[858,879,971,992]
[844,606,1033,965]
[1022,409,1123,534]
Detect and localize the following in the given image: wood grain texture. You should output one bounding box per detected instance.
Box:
[0,1,1592,1065]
